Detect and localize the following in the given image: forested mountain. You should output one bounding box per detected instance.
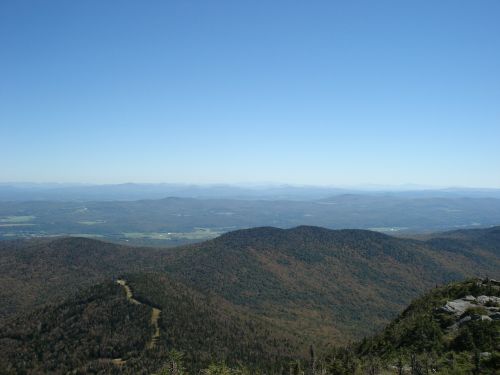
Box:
[158,278,500,374]
[0,226,499,344]
[1,276,498,374]
[0,273,299,374]
[0,281,152,374]
[426,225,500,255]
[164,226,500,341]
[0,238,165,322]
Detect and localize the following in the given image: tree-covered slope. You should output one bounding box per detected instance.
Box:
[0,281,152,374]
[323,278,500,374]
[0,237,166,322]
[0,273,300,374]
[164,226,500,342]
[0,226,499,345]
[150,278,500,375]
[127,273,301,371]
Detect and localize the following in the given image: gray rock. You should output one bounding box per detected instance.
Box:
[477,295,500,305]
[441,299,476,315]
[477,295,489,304]
[458,315,472,325]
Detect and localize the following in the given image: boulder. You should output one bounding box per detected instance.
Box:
[476,295,500,305]
[458,315,472,325]
[441,299,476,315]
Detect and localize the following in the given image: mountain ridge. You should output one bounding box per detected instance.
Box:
[1,225,499,343]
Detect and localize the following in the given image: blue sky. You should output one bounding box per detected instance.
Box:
[1,1,499,187]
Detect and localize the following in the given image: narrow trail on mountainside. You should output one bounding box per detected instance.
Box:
[116,279,162,350]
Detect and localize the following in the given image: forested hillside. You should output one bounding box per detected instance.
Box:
[0,281,152,374]
[164,226,500,341]
[0,238,165,322]
[1,226,499,344]
[2,277,498,374]
[0,274,299,374]
[158,278,500,374]
[322,278,500,374]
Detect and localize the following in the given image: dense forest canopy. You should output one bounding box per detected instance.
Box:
[1,226,499,340]
[1,276,499,374]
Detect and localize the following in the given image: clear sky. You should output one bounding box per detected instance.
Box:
[1,1,499,187]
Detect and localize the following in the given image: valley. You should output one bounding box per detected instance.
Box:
[1,195,500,246]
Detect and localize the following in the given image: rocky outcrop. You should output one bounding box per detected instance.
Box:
[476,295,500,304]
[440,298,476,316]
[440,285,500,330]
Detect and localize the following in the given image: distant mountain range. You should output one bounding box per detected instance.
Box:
[1,182,500,201]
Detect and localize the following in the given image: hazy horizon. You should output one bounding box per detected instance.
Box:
[2,180,500,192]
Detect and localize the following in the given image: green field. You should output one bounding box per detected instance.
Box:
[0,215,36,223]
[77,220,106,225]
[123,228,222,241]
